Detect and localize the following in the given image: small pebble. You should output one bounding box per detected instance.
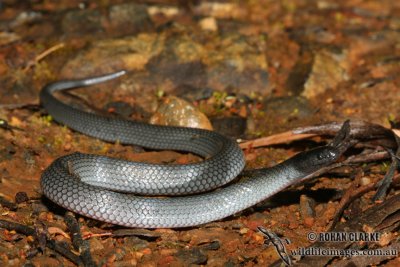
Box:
[252,233,264,243]
[173,84,213,101]
[299,194,316,225]
[150,96,213,130]
[46,212,54,222]
[211,116,247,137]
[239,227,249,235]
[10,116,23,127]
[288,221,299,229]
[135,251,144,260]
[198,240,220,250]
[360,177,371,186]
[303,50,349,98]
[124,236,149,251]
[323,204,337,221]
[141,248,152,255]
[179,232,192,242]
[223,239,241,253]
[63,143,72,151]
[104,101,134,118]
[303,217,315,227]
[176,248,207,265]
[89,238,104,252]
[199,17,218,31]
[159,248,178,256]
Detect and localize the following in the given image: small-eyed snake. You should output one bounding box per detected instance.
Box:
[40,71,347,228]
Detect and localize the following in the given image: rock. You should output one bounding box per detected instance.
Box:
[124,236,149,251]
[299,194,316,217]
[262,96,314,120]
[10,11,42,28]
[207,65,269,95]
[146,59,208,90]
[0,143,16,162]
[113,259,138,267]
[206,34,269,94]
[104,101,134,118]
[0,32,20,46]
[145,34,208,89]
[147,6,180,18]
[198,240,220,250]
[31,202,49,214]
[23,150,35,166]
[14,192,29,204]
[61,34,164,78]
[285,52,313,95]
[360,177,371,186]
[159,248,178,256]
[299,195,316,227]
[61,32,268,96]
[303,217,315,227]
[288,25,337,45]
[223,239,241,253]
[0,196,17,210]
[193,2,244,19]
[172,84,214,102]
[210,116,246,138]
[239,228,249,235]
[302,50,349,98]
[223,260,236,267]
[150,96,213,130]
[147,33,269,94]
[61,3,152,37]
[176,248,208,265]
[62,9,102,35]
[199,17,218,32]
[89,238,104,253]
[108,3,153,36]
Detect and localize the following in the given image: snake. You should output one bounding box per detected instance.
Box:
[40,70,345,228]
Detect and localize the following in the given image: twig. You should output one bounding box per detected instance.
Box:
[240,120,397,150]
[329,172,400,231]
[373,133,400,200]
[64,212,97,267]
[0,219,82,265]
[327,171,374,231]
[239,132,317,149]
[23,43,65,72]
[373,150,398,201]
[82,232,113,240]
[0,118,24,132]
[0,196,17,210]
[0,103,40,110]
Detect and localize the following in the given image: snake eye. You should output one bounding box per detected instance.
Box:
[317,150,337,161]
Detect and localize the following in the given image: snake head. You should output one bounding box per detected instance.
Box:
[292,120,350,174]
[309,146,341,167]
[291,146,341,175]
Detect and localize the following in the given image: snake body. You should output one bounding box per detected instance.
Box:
[40,71,342,228]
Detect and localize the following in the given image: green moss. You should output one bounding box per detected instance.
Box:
[40,115,53,127]
[156,88,165,99]
[212,91,229,112]
[380,161,390,173]
[33,61,55,82]
[53,136,64,147]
